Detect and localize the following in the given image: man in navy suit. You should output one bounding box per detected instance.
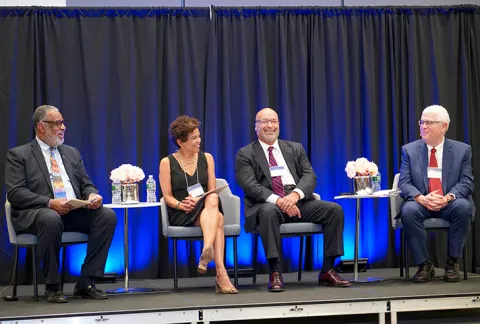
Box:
[5,105,117,302]
[399,105,474,283]
[235,108,350,292]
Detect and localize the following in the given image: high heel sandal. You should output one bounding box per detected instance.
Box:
[215,281,238,294]
[197,245,214,274]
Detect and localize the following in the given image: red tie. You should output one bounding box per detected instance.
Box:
[429,147,443,195]
[268,147,285,197]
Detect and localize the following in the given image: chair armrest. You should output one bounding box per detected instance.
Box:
[312,193,321,200]
[389,192,404,230]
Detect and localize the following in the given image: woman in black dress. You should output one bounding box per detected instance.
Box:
[159,116,238,294]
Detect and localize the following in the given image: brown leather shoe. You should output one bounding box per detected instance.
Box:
[444,260,460,282]
[268,272,284,292]
[413,261,435,283]
[318,269,351,287]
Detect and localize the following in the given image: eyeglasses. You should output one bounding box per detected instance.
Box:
[255,119,279,126]
[42,119,65,127]
[418,120,443,127]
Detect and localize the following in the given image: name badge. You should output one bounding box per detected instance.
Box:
[427,167,442,179]
[270,166,285,177]
[187,183,204,197]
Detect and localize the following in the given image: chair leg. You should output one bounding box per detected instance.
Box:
[403,232,409,282]
[61,246,67,290]
[252,234,258,285]
[12,245,19,298]
[463,244,468,280]
[32,246,38,301]
[399,230,404,277]
[173,239,178,292]
[233,237,238,288]
[298,236,304,282]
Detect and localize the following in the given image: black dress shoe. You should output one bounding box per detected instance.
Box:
[73,285,108,300]
[413,261,435,283]
[318,270,351,287]
[45,290,68,303]
[444,260,460,282]
[268,272,284,292]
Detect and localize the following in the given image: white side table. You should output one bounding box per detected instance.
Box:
[334,193,393,283]
[104,202,162,293]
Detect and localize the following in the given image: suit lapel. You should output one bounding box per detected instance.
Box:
[253,141,273,188]
[442,139,453,194]
[31,140,54,195]
[278,140,299,183]
[418,141,429,192]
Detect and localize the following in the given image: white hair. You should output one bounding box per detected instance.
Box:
[422,105,450,124]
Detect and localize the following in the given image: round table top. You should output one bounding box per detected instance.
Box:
[103,202,162,209]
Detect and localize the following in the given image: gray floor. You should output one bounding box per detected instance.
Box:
[1,268,480,322]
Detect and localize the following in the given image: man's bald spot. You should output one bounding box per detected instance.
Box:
[256,108,278,120]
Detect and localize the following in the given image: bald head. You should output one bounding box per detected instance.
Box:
[256,107,278,121]
[255,107,280,145]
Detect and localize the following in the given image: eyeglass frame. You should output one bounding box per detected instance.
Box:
[255,119,280,126]
[41,119,66,127]
[418,120,444,127]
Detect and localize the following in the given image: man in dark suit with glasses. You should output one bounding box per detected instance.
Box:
[5,105,117,302]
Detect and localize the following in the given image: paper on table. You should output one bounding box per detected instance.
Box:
[66,198,93,209]
[372,189,401,197]
[195,184,229,205]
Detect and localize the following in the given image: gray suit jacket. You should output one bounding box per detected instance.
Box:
[235,139,317,232]
[5,139,99,232]
[399,138,475,213]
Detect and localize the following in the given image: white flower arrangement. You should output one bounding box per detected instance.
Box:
[110,164,145,183]
[345,157,378,178]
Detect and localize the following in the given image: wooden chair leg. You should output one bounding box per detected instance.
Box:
[463,244,468,280]
[173,239,178,292]
[252,234,258,285]
[32,246,38,301]
[233,237,238,288]
[298,236,304,282]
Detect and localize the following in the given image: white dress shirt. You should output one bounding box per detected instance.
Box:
[258,140,305,204]
[36,137,77,200]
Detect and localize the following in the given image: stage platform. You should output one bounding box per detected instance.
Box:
[1,268,480,324]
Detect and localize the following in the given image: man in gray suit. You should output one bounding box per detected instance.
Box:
[235,108,350,292]
[399,105,474,283]
[5,105,117,302]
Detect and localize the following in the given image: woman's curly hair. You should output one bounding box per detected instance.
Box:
[168,115,201,148]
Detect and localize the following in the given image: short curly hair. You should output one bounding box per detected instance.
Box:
[168,115,201,148]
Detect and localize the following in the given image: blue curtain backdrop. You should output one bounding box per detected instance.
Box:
[1,6,479,285]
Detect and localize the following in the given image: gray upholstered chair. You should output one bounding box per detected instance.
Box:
[250,192,322,283]
[389,173,468,281]
[160,178,240,292]
[5,199,89,301]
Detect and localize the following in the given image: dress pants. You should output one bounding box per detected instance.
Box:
[255,198,345,261]
[401,198,473,265]
[20,207,117,285]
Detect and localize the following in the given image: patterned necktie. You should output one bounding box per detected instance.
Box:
[268,147,285,197]
[428,147,443,195]
[50,147,67,199]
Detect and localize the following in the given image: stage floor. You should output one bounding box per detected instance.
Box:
[1,268,480,323]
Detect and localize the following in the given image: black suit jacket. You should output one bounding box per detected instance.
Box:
[5,139,99,232]
[235,139,317,232]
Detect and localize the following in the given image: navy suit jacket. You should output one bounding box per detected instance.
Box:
[398,138,475,214]
[235,139,317,233]
[5,139,99,232]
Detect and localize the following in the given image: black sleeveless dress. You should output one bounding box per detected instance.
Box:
[167,152,223,226]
